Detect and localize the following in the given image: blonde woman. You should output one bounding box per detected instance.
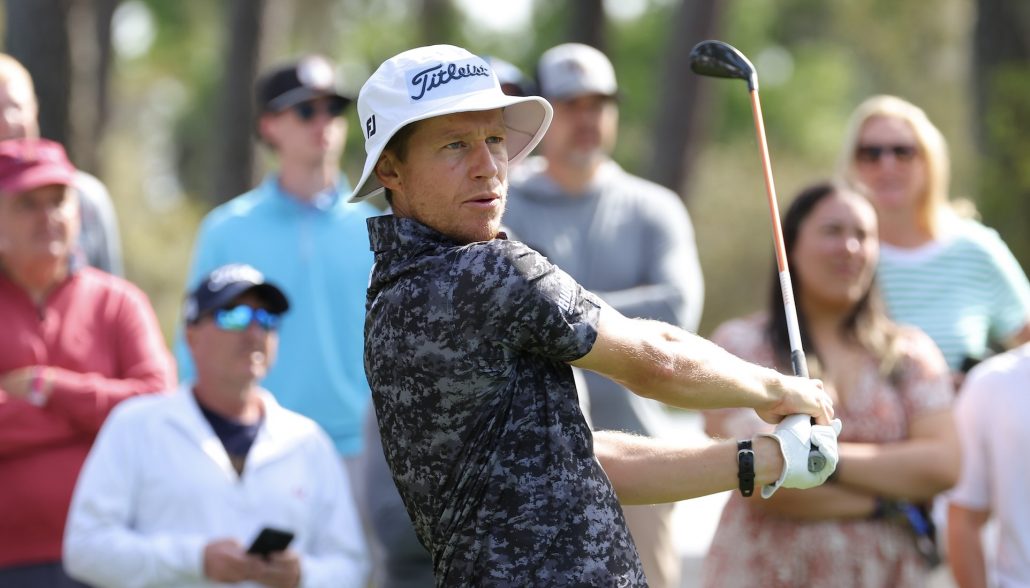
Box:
[837,95,1030,378]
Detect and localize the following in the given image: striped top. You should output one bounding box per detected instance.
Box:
[877,218,1030,371]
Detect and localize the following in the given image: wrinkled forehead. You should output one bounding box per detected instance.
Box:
[419,108,506,133]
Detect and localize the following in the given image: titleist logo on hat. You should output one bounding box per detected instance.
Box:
[406,58,493,102]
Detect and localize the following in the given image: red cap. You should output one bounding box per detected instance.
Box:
[0,138,76,194]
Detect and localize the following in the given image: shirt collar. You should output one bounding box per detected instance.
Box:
[366,215,509,254]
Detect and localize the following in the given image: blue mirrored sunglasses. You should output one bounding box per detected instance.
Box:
[213,305,281,331]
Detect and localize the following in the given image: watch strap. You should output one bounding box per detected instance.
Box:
[737,439,755,497]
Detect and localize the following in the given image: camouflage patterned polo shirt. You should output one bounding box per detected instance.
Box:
[364,215,646,586]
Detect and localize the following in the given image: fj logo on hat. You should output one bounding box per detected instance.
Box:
[366,115,376,138]
[407,58,492,102]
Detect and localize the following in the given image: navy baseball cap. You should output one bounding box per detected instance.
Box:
[184,264,289,325]
[256,54,352,113]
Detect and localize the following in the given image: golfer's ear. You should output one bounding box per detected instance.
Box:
[375,153,402,191]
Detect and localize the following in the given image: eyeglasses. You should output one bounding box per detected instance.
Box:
[291,98,347,122]
[855,144,919,163]
[212,305,282,331]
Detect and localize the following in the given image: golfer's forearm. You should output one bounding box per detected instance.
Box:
[593,431,782,505]
[620,322,781,412]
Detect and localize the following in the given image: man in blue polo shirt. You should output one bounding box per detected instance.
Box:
[176,55,379,498]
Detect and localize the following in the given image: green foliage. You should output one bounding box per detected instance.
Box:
[89,0,1028,343]
[977,65,1030,270]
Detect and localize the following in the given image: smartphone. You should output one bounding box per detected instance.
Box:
[246,527,295,559]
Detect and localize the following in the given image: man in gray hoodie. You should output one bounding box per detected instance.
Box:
[504,43,704,588]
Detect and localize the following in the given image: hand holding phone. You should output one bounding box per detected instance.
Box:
[246,527,294,560]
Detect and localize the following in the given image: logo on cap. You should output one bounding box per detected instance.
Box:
[297,56,334,90]
[366,115,377,138]
[207,264,264,292]
[406,58,493,102]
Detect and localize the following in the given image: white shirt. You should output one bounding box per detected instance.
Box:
[951,344,1030,588]
[63,386,369,587]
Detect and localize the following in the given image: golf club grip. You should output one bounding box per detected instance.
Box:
[791,349,809,379]
[790,351,825,472]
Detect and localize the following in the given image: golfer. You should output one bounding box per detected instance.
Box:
[351,44,842,586]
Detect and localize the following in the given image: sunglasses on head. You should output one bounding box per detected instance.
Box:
[291,97,347,122]
[855,144,919,163]
[211,305,281,331]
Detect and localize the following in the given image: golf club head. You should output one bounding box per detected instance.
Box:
[689,40,758,91]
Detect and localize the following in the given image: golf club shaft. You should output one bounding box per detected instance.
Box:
[747,90,808,379]
[748,90,826,474]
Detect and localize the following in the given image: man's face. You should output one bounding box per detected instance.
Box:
[540,94,618,168]
[186,292,279,388]
[0,184,79,265]
[380,109,509,244]
[260,96,348,165]
[0,78,38,140]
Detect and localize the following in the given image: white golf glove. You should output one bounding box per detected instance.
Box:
[759,414,843,498]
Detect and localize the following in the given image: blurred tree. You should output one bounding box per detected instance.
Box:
[68,0,119,175]
[212,0,266,203]
[973,0,1030,269]
[569,0,606,51]
[648,0,723,202]
[4,0,72,149]
[420,0,458,46]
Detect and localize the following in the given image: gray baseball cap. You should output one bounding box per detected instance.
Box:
[537,43,618,101]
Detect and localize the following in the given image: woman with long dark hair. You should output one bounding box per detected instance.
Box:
[702,182,958,588]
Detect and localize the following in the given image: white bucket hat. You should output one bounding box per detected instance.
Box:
[348,45,552,202]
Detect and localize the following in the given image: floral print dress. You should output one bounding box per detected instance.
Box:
[702,313,952,588]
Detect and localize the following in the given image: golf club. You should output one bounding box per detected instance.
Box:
[689,40,826,473]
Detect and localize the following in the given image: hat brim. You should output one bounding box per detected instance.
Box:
[0,166,76,194]
[198,282,291,321]
[265,87,353,113]
[347,94,552,202]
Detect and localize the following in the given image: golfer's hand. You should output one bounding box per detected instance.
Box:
[759,414,843,498]
[757,374,834,425]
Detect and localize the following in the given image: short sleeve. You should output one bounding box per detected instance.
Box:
[710,314,775,368]
[895,327,954,418]
[707,315,774,439]
[461,242,601,363]
[949,367,991,510]
[980,228,1030,341]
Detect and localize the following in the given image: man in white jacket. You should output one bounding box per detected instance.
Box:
[63,264,368,588]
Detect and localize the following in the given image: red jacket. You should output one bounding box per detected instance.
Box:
[0,267,175,567]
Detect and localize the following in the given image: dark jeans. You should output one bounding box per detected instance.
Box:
[0,562,90,588]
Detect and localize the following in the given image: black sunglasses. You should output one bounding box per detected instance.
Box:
[291,97,347,122]
[855,144,919,163]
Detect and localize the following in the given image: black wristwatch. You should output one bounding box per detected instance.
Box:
[737,440,755,497]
